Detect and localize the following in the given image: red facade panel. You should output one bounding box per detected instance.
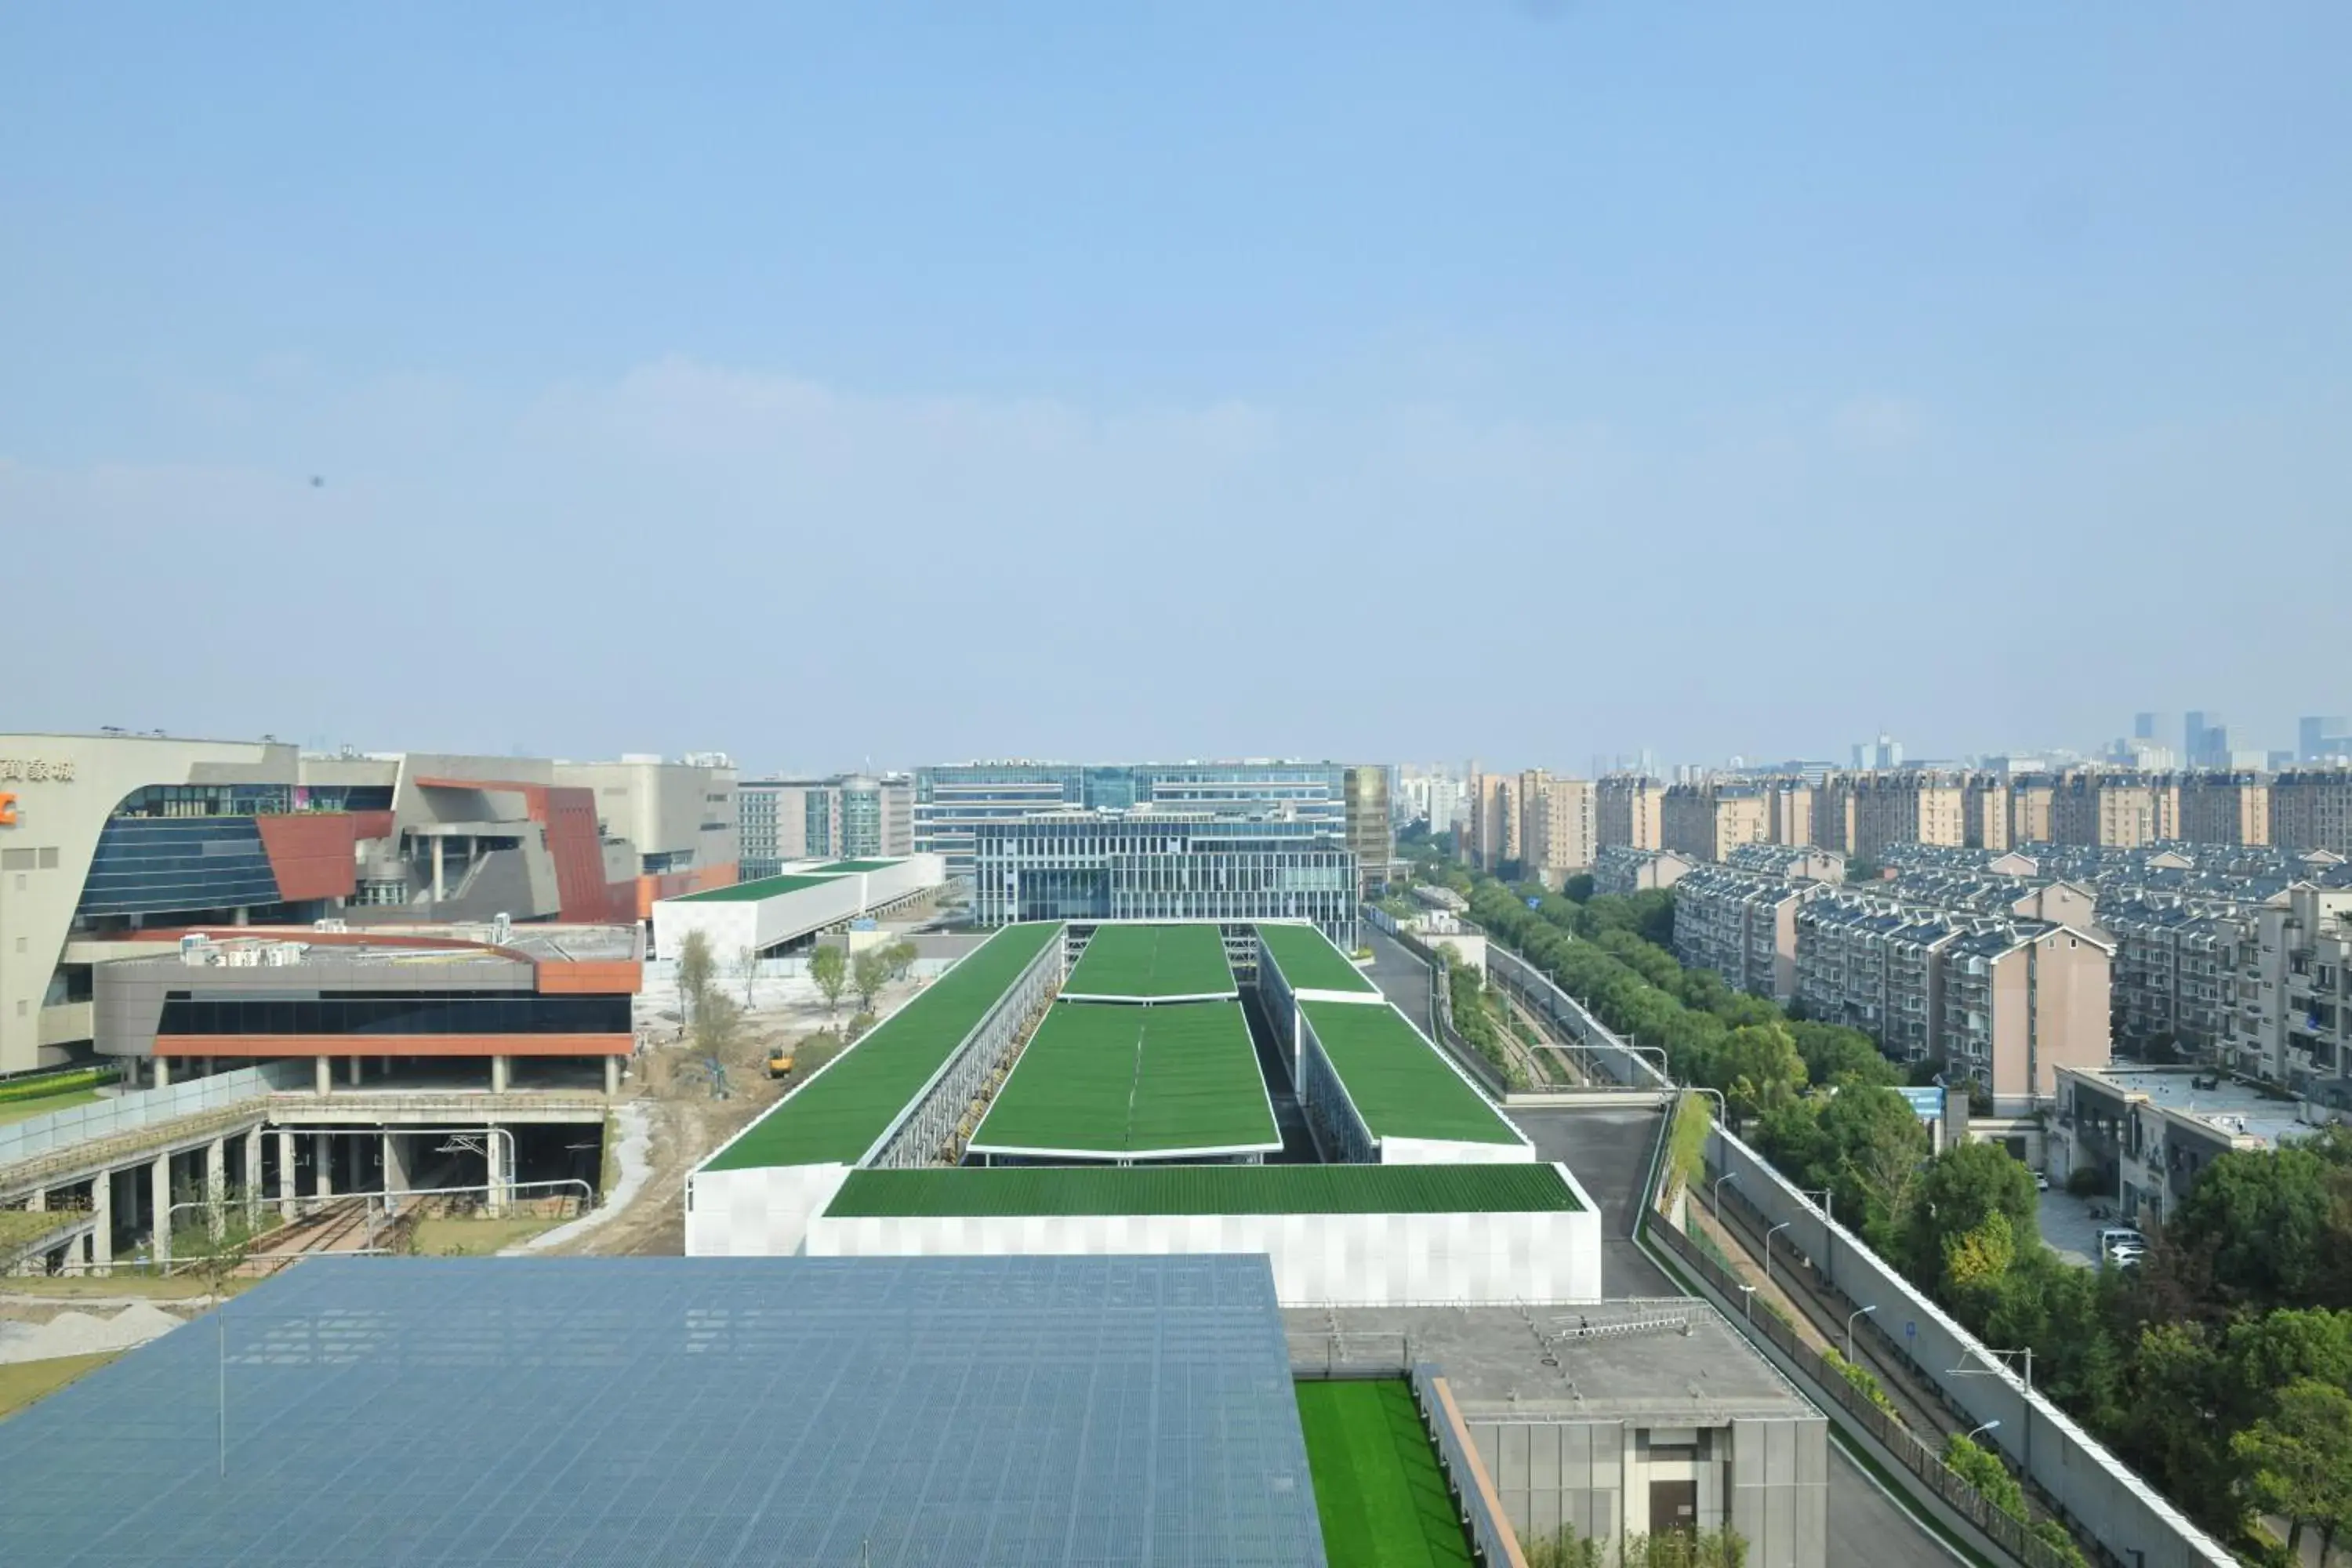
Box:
[254,813,360,902]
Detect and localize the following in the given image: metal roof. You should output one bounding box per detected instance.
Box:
[0,1254,1326,1568]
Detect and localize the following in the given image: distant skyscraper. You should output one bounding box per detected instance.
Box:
[2132,712,2159,742]
[2184,712,2230,770]
[1850,734,1904,771]
[2300,716,2350,762]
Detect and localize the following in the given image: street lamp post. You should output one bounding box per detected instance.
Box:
[1965,1419,2001,1444]
[1947,1348,2037,1475]
[1763,1221,1791,1291]
[1712,1172,1737,1221]
[1845,1304,1878,1363]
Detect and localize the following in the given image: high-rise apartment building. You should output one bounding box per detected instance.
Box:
[2049,771,2164,849]
[1661,783,1770,863]
[2273,771,2352,857]
[2172,772,2270,846]
[1763,780,1813,849]
[1465,771,1517,873]
[1596,775,1666,851]
[1517,773,1596,889]
[1815,773,1965,860]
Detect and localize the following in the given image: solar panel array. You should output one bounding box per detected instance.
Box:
[0,1254,1327,1568]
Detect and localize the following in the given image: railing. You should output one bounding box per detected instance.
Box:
[0,1061,312,1171]
[1412,1363,1529,1568]
[1646,1215,2076,1568]
[1287,1332,1411,1380]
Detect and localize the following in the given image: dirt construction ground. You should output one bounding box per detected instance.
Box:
[550,966,929,1258]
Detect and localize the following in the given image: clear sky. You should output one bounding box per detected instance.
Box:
[4,5,2345,774]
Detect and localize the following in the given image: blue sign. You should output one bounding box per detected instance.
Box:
[1526,896,1542,909]
[1896,1087,1944,1122]
[1904,1320,1917,1345]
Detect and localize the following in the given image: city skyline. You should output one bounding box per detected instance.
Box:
[6,5,2349,764]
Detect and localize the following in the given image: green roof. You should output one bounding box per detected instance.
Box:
[1257,923,1377,994]
[670,872,844,904]
[701,922,1063,1170]
[824,1163,1580,1218]
[970,1000,1276,1156]
[1063,924,1236,998]
[1296,1381,1475,1568]
[1301,1000,1522,1145]
[810,858,898,873]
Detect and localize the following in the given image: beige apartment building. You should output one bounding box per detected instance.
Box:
[1517,771,1596,889]
[2219,884,2352,1087]
[2272,771,2352,856]
[2172,771,2270,846]
[1672,865,1825,1005]
[1815,772,1965,861]
[1962,775,2011,851]
[1592,845,1697,896]
[1661,784,1770,863]
[2009,777,2056,846]
[1595,775,1666,851]
[1765,779,1813,849]
[2049,771,2165,849]
[1466,771,1517,873]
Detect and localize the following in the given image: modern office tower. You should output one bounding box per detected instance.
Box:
[1849,734,1904,771]
[915,762,1350,886]
[2302,717,2352,763]
[2133,712,2161,742]
[969,814,1357,946]
[1341,765,1396,895]
[737,774,914,878]
[2183,712,2233,770]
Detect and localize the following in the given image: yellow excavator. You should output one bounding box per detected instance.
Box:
[765,1046,796,1080]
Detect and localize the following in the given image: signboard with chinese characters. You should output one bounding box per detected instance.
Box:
[0,758,75,783]
[1896,1087,1945,1123]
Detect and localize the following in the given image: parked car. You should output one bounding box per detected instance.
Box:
[2109,1244,2147,1269]
[2099,1227,2146,1261]
[2032,1170,2049,1192]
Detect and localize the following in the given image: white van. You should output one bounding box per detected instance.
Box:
[2098,1227,2146,1260]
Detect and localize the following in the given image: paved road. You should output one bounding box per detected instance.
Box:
[1361,924,1435,1035]
[1508,1104,1676,1298]
[1238,988,1321,1163]
[1830,1445,1963,1567]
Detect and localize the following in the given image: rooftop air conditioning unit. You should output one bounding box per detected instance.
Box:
[178,934,215,966]
[313,917,349,935]
[490,913,512,945]
[263,942,304,966]
[224,946,262,967]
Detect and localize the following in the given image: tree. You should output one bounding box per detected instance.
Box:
[2231,1378,2352,1556]
[1715,1024,1804,1125]
[674,928,716,1028]
[851,947,891,1014]
[1813,1083,1929,1239]
[691,989,745,1065]
[885,939,919,983]
[2165,1142,2340,1310]
[1902,1140,2038,1291]
[809,944,848,1018]
[736,943,759,1009]
[1562,873,1595,905]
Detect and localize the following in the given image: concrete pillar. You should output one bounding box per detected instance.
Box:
[383,1131,409,1202]
[316,1054,332,1097]
[432,836,445,902]
[344,1134,366,1193]
[485,1127,509,1216]
[204,1138,227,1237]
[492,1054,510,1094]
[314,1134,335,1199]
[149,1154,172,1265]
[604,1054,621,1096]
[90,1171,112,1272]
[346,1055,362,1088]
[242,1126,264,1227]
[24,1187,45,1214]
[278,1129,299,1221]
[154,1055,172,1090]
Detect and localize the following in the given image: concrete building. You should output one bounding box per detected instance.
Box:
[1962,775,2012,851]
[1815,772,1966,861]
[737,773,913,878]
[0,734,731,1078]
[1661,783,1769,864]
[651,855,946,962]
[971,815,1359,947]
[2053,1065,2306,1230]
[1466,771,1518,873]
[914,761,1353,886]
[1596,775,1667,852]
[1592,847,1698,897]
[1300,1300,1828,1565]
[2167,771,2270,846]
[1764,779,1813,850]
[2215,884,2352,1090]
[2049,770,2165,849]
[1723,844,1846,886]
[1518,773,1597,890]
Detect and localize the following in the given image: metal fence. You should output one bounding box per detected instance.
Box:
[1287,1332,1412,1381]
[1645,1214,2077,1568]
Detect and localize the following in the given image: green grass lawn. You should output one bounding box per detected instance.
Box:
[0,1352,120,1421]
[1295,1380,1474,1568]
[407,1215,559,1256]
[0,1088,102,1127]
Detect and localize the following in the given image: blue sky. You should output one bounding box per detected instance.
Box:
[4,5,2345,773]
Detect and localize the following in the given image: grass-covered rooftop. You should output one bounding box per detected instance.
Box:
[1063,924,1236,999]
[670,872,843,904]
[969,1000,1277,1158]
[1301,1000,1522,1145]
[1257,922,1378,995]
[701,922,1062,1171]
[823,1163,1581,1218]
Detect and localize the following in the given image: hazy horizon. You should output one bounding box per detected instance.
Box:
[6,5,2346,776]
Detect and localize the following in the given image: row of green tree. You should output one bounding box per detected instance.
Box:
[1433,949,1530,1091]
[1426,858,2352,1559]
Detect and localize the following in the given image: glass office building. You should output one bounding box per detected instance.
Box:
[971,815,1358,947]
[918,762,1352,886]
